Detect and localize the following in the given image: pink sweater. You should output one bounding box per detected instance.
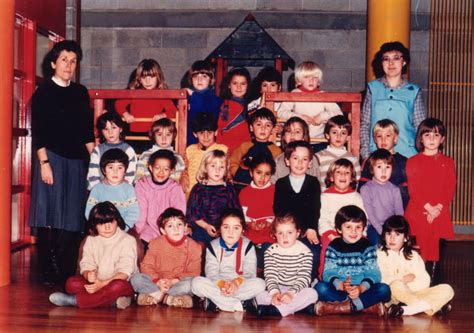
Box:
[134,177,186,242]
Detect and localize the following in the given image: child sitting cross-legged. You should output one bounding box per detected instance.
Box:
[377,216,454,317]
[135,118,185,183]
[85,149,139,231]
[256,213,318,317]
[49,202,138,309]
[134,149,186,247]
[315,205,391,317]
[230,107,282,190]
[191,208,266,313]
[130,208,202,308]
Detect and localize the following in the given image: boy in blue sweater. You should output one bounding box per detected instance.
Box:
[314,205,390,316]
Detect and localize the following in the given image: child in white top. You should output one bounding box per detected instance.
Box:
[191,208,266,312]
[278,61,342,143]
[49,202,138,309]
[377,216,454,317]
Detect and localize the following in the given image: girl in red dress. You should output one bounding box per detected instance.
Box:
[405,118,456,276]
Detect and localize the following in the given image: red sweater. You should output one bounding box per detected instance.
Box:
[115,98,177,132]
[217,99,251,154]
[239,183,275,244]
[139,235,202,281]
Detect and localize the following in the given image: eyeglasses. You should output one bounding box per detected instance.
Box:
[382,55,404,62]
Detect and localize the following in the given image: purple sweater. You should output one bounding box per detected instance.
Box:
[360,180,404,234]
[135,177,186,242]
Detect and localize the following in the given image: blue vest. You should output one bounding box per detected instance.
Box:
[368,80,420,158]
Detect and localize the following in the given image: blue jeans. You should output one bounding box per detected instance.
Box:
[367,225,381,246]
[315,281,391,311]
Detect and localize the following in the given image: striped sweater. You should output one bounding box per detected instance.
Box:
[315,146,361,191]
[87,141,137,190]
[264,240,313,295]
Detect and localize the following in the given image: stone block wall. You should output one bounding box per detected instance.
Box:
[80,0,430,98]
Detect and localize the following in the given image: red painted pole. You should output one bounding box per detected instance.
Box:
[0,0,15,286]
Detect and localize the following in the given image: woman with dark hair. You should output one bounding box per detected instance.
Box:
[360,41,427,160]
[29,40,95,284]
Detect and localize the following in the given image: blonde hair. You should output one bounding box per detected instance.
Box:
[129,58,168,90]
[373,119,400,137]
[294,61,323,86]
[196,150,231,184]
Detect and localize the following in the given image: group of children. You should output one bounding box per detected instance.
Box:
[48,41,456,319]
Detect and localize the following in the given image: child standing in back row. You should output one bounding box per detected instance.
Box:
[185,60,223,145]
[278,61,342,152]
[404,118,456,275]
[87,111,137,190]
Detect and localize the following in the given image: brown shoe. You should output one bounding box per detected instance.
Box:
[362,303,386,317]
[165,295,194,308]
[315,300,352,316]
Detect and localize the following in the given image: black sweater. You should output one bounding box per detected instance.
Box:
[31,79,94,159]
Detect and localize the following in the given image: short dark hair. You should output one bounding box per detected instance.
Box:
[216,207,246,232]
[96,111,126,143]
[158,207,186,229]
[248,107,277,126]
[249,153,276,174]
[188,60,215,86]
[284,140,313,160]
[87,201,126,235]
[100,148,129,175]
[192,112,217,133]
[220,67,251,100]
[148,149,177,170]
[335,205,367,231]
[372,41,411,78]
[415,117,446,152]
[42,40,83,78]
[324,115,352,136]
[271,213,301,236]
[368,149,394,175]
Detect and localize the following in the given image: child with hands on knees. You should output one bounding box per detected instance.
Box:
[49,202,138,309]
[404,118,456,274]
[87,111,137,190]
[182,112,228,197]
[185,60,223,145]
[358,119,409,207]
[256,213,318,317]
[274,140,321,280]
[134,149,186,247]
[315,115,360,191]
[360,149,404,245]
[278,61,342,152]
[230,108,282,190]
[85,149,139,230]
[186,149,241,245]
[315,205,391,316]
[217,67,252,154]
[191,208,266,313]
[135,118,185,182]
[115,58,176,152]
[271,116,320,183]
[378,216,454,317]
[130,208,201,308]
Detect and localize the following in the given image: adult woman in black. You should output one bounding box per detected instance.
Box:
[29,40,95,284]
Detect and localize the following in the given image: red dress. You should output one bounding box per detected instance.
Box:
[239,183,275,245]
[405,153,456,261]
[115,98,177,132]
[217,99,251,155]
